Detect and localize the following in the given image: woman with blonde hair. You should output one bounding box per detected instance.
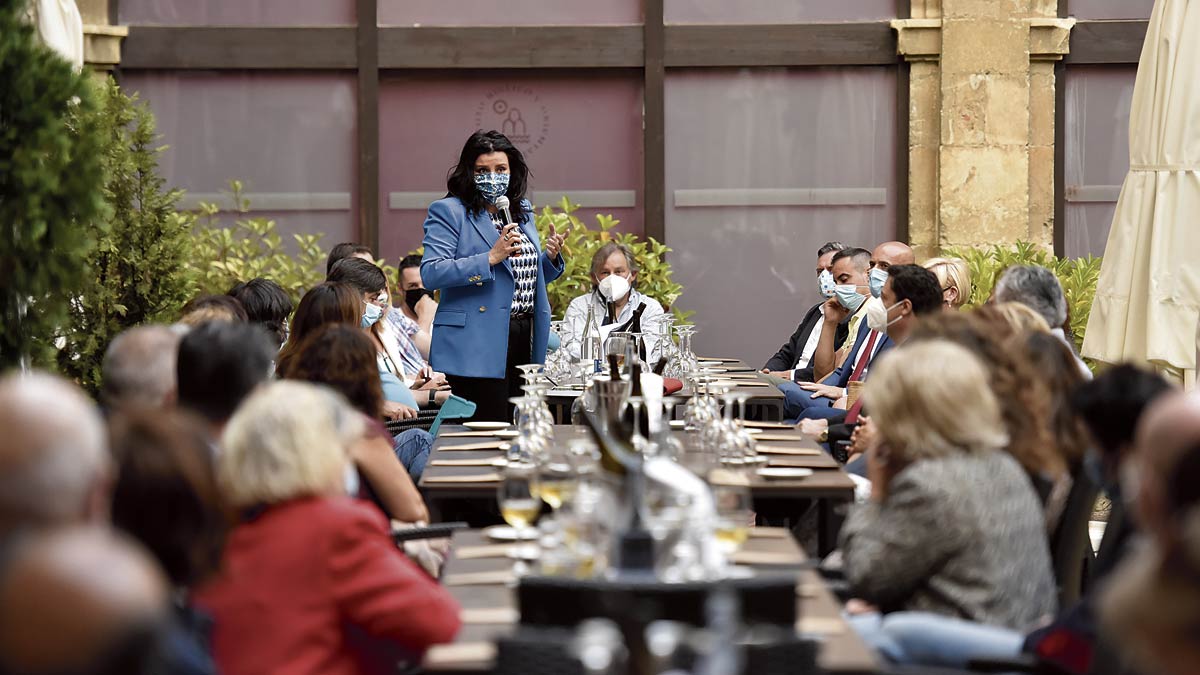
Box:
[195,381,460,675]
[922,257,971,310]
[843,340,1055,659]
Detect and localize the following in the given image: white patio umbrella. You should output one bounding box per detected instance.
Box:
[1082,0,1200,389]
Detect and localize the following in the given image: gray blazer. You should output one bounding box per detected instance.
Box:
[840,449,1057,630]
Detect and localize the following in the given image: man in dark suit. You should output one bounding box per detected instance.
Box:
[761,241,848,382]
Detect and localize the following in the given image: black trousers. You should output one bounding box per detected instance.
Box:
[445,313,533,423]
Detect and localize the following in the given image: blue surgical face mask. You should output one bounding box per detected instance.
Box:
[868,267,888,299]
[818,270,836,299]
[474,172,510,202]
[361,302,383,329]
[834,285,867,313]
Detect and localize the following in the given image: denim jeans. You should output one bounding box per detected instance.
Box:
[848,612,1024,667]
[392,429,432,481]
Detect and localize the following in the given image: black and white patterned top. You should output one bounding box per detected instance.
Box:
[493,216,538,314]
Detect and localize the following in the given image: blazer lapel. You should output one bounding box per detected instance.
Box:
[469,209,511,275]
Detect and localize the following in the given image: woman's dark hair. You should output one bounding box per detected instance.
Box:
[326,242,374,276]
[227,278,294,346]
[327,257,387,296]
[281,323,383,419]
[276,282,360,376]
[1020,331,1090,468]
[445,129,531,223]
[109,409,228,587]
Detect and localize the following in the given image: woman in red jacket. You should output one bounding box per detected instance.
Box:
[195,380,460,675]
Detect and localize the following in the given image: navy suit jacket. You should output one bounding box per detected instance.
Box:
[820,321,895,391]
[420,197,564,379]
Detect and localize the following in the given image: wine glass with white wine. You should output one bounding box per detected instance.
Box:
[498,461,541,576]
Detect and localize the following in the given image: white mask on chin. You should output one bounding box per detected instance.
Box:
[598,274,631,302]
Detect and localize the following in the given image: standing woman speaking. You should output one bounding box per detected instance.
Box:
[420,130,566,421]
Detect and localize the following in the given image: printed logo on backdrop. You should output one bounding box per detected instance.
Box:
[474,85,550,156]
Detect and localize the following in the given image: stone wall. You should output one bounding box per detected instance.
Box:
[896,0,1073,258]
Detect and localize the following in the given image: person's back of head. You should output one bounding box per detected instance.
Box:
[218,380,361,510]
[1072,364,1172,461]
[178,294,247,327]
[0,527,170,675]
[275,282,361,376]
[109,409,227,589]
[993,264,1067,330]
[976,302,1050,342]
[280,323,384,419]
[0,373,111,534]
[922,256,972,309]
[326,242,374,277]
[327,257,387,297]
[885,264,943,317]
[870,241,915,269]
[1021,330,1090,467]
[227,278,294,347]
[101,325,183,411]
[175,321,275,429]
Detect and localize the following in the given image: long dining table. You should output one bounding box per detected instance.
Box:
[422,527,880,674]
[419,424,857,555]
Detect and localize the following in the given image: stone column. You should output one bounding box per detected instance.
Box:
[76,0,127,77]
[893,1,1072,257]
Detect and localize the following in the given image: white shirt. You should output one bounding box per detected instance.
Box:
[1051,327,1094,380]
[795,309,827,370]
[563,289,667,364]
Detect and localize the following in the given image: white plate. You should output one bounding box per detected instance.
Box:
[493,430,520,439]
[756,467,814,480]
[700,367,728,374]
[697,360,723,367]
[464,421,513,430]
[506,544,542,561]
[744,428,763,435]
[669,420,687,429]
[482,525,540,541]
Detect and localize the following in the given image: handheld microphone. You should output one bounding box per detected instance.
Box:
[494,195,513,227]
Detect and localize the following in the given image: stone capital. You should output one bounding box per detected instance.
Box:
[1029,17,1076,61]
[892,18,943,62]
[83,23,128,70]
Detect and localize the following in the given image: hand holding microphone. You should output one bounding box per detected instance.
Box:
[487,196,523,266]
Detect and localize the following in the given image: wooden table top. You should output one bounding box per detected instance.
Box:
[419,425,857,502]
[423,528,879,674]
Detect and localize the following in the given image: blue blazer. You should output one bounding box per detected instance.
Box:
[821,321,895,390]
[420,196,565,379]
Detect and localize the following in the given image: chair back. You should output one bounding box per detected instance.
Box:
[1049,470,1100,607]
[493,627,584,675]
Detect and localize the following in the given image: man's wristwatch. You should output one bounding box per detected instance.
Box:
[428,390,437,406]
[817,429,829,443]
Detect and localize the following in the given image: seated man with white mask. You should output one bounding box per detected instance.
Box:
[563,242,667,366]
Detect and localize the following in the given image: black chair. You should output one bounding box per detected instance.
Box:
[492,627,585,675]
[390,521,467,544]
[1048,470,1100,608]
[384,409,440,434]
[517,575,798,629]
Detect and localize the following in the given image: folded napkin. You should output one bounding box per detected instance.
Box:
[454,544,518,560]
[755,445,821,456]
[752,433,806,442]
[429,457,503,467]
[796,616,845,636]
[742,421,795,429]
[424,642,497,666]
[422,472,502,484]
[708,469,751,486]
[442,569,517,586]
[748,527,790,539]
[731,549,803,566]
[663,378,684,395]
[768,457,830,467]
[461,607,519,624]
[440,430,506,438]
[438,441,506,451]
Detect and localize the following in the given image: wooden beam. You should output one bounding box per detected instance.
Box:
[357,0,380,253]
[378,26,643,69]
[121,26,357,69]
[664,23,897,67]
[895,0,910,243]
[1065,20,1148,65]
[643,0,665,244]
[1054,0,1069,257]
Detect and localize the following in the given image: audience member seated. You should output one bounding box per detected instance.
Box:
[780,247,879,418]
[909,311,1066,512]
[842,340,1056,658]
[281,322,434,499]
[1100,390,1200,675]
[195,381,460,675]
[278,281,418,420]
[397,253,437,338]
[922,256,972,310]
[864,240,917,300]
[329,257,451,411]
[838,364,1171,671]
[178,294,247,327]
[329,243,436,378]
[227,277,294,348]
[983,300,1052,338]
[101,324,184,411]
[761,241,848,382]
[109,409,228,675]
[800,264,944,457]
[175,321,275,440]
[0,527,172,675]
[0,372,111,533]
[562,242,667,365]
[995,264,1091,379]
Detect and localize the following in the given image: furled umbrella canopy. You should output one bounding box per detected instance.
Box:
[1083,0,1200,389]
